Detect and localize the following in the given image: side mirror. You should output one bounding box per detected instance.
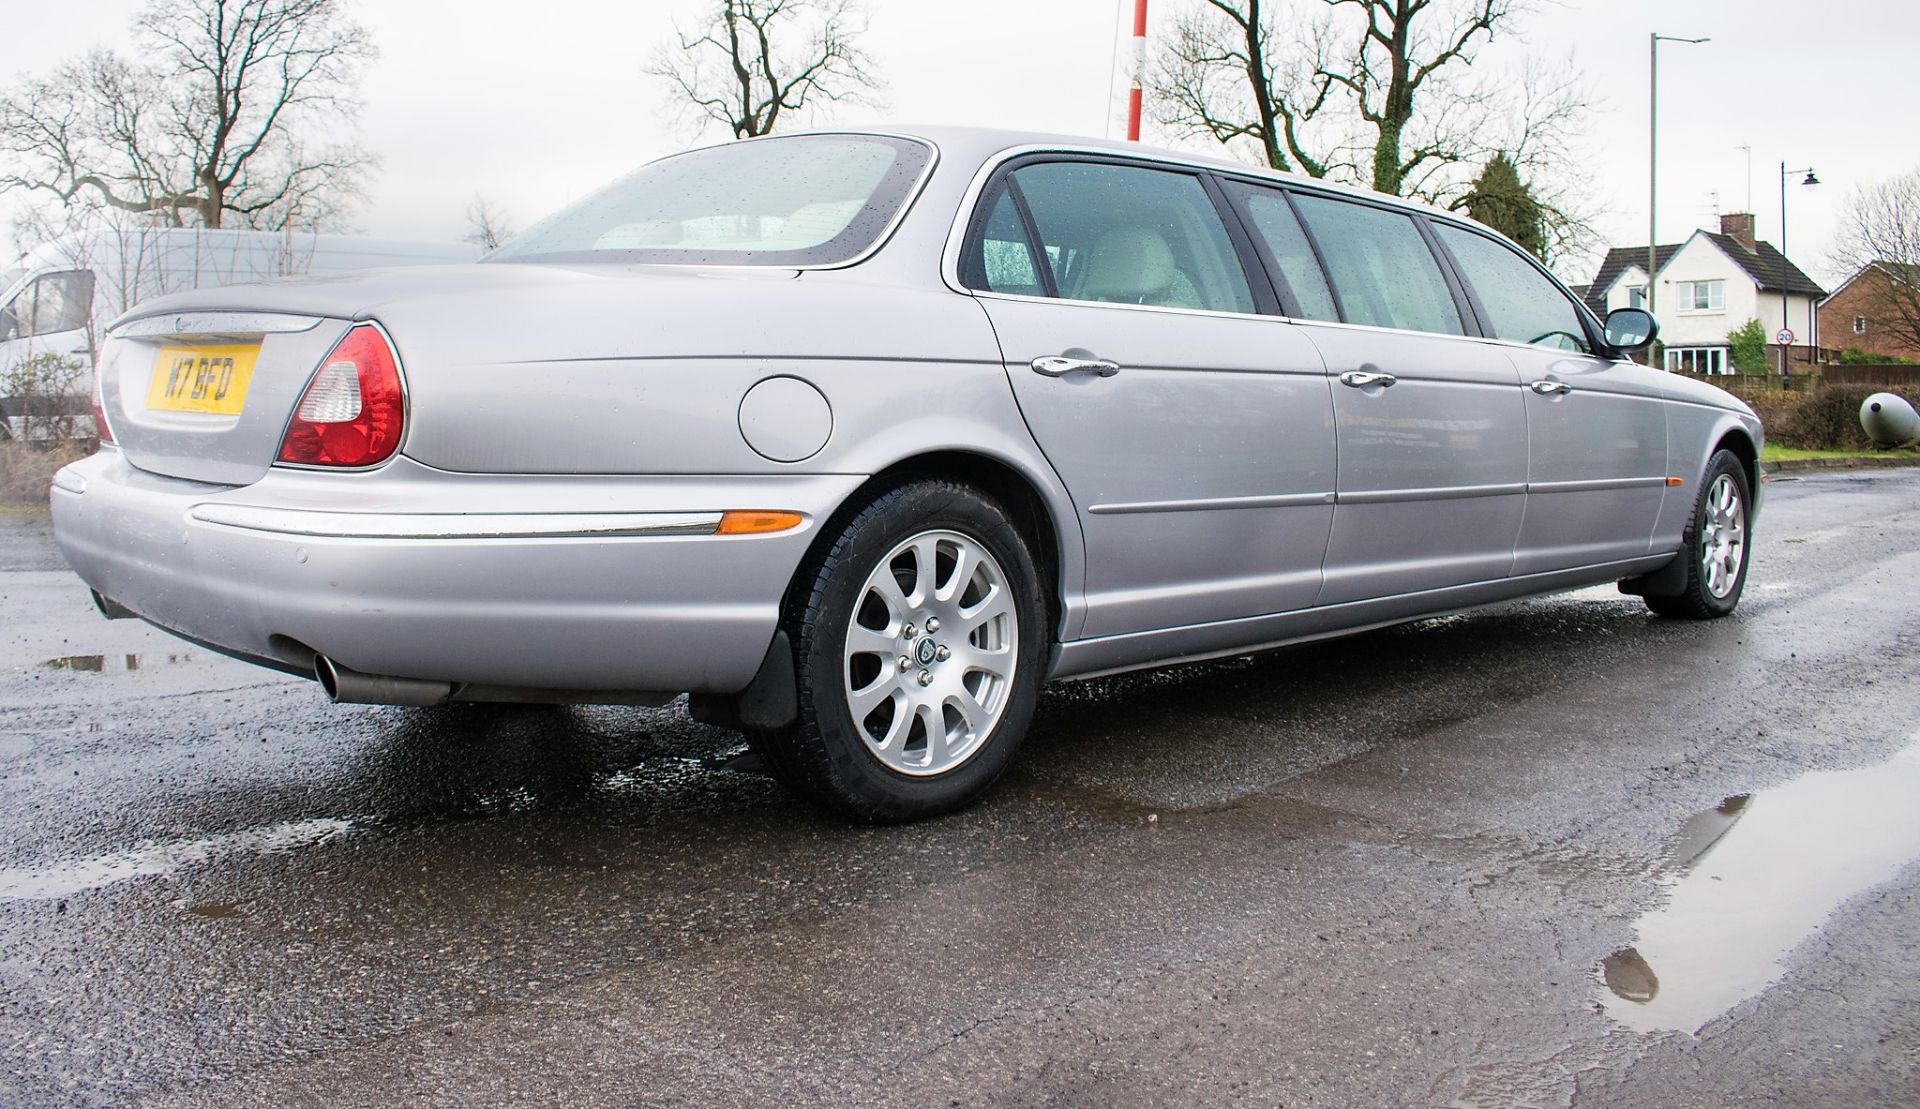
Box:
[1604,307,1658,353]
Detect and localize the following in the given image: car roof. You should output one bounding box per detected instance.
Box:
[771,123,1471,224]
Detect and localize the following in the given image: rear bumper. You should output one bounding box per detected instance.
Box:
[50,450,861,694]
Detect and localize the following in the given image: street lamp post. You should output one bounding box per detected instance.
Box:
[1649,32,1709,346]
[1778,162,1820,378]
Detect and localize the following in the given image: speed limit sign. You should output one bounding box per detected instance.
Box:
[1776,328,1795,345]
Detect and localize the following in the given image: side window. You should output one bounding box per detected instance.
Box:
[28,270,94,336]
[1009,162,1255,314]
[961,185,1045,297]
[1225,183,1338,322]
[1433,225,1589,352]
[1291,195,1462,336]
[0,284,30,342]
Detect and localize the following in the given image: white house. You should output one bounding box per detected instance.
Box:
[1582,214,1826,374]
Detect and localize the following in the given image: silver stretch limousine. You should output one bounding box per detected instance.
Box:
[52,127,1761,821]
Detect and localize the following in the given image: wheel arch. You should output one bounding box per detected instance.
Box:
[1712,425,1760,494]
[790,448,1079,645]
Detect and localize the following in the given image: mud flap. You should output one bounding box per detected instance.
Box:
[1618,553,1688,599]
[689,630,798,732]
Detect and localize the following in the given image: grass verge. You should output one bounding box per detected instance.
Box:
[1761,445,1919,463]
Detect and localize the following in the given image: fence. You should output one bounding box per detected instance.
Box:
[1818,364,1920,390]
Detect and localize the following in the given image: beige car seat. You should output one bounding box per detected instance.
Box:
[1071,227,1202,308]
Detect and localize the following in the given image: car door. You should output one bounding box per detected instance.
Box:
[958,158,1337,640]
[1428,223,1669,575]
[1248,188,1528,605]
[0,269,96,438]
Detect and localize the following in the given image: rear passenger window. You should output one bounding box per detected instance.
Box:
[1006,162,1255,314]
[965,185,1044,296]
[1291,195,1462,336]
[1433,225,1590,352]
[1226,184,1338,322]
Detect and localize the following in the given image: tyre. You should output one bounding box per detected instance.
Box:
[1645,449,1752,619]
[754,479,1046,822]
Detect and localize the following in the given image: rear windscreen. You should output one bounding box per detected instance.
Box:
[489,134,933,267]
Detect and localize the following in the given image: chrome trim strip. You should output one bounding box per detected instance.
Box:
[115,312,325,338]
[1050,553,1675,681]
[1528,476,1670,494]
[1088,491,1334,515]
[188,505,725,539]
[1336,483,1526,506]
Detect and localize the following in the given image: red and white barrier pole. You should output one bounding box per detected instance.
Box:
[1125,0,1148,141]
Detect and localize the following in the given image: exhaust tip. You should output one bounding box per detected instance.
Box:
[90,590,137,621]
[314,655,343,700]
[311,655,453,707]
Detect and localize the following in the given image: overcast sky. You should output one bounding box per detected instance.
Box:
[3,0,1916,285]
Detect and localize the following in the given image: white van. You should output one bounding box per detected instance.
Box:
[0,227,480,439]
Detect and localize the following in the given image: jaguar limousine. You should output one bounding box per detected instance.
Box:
[51,126,1761,821]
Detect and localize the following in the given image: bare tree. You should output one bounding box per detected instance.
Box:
[1152,0,1598,260]
[464,195,515,252]
[647,0,884,140]
[0,0,374,230]
[1154,0,1346,177]
[1831,169,1920,355]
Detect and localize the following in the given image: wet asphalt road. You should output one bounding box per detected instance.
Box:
[2,470,1918,1108]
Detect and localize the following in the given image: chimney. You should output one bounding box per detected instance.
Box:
[1720,212,1757,251]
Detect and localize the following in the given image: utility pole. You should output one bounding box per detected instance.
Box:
[1649,33,1709,338]
[1126,0,1149,141]
[1779,162,1821,378]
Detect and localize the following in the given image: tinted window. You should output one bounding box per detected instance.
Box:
[490,135,932,266]
[1227,184,1338,322]
[1292,195,1461,335]
[1434,225,1589,352]
[1007,162,1254,314]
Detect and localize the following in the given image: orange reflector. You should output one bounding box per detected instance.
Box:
[716,510,804,536]
[1665,476,1685,487]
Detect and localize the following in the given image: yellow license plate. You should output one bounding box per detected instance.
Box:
[146,344,260,415]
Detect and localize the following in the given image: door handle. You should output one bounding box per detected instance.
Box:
[1339,370,1397,388]
[1528,380,1573,396]
[1031,355,1121,378]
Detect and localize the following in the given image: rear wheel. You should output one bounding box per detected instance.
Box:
[1646,449,1751,619]
[755,480,1046,822]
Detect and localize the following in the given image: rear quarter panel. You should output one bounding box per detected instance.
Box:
[389,271,1025,478]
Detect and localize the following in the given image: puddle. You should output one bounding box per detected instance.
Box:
[43,653,195,672]
[0,817,354,901]
[1598,744,1920,1033]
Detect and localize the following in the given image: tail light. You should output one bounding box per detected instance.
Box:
[90,367,115,445]
[277,324,405,468]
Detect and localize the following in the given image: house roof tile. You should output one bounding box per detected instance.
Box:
[1584,233,1827,314]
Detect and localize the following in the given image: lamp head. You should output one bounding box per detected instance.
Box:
[1802,170,1821,189]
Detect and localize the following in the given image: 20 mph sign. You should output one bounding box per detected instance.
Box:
[1777,328,1796,345]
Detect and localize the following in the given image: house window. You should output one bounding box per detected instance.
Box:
[1664,346,1730,374]
[1676,280,1725,311]
[1627,284,1647,309]
[1854,315,1868,334]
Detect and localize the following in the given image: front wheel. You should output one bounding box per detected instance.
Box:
[754,480,1047,822]
[1645,449,1752,619]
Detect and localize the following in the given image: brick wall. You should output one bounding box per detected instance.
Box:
[1820,268,1920,361]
